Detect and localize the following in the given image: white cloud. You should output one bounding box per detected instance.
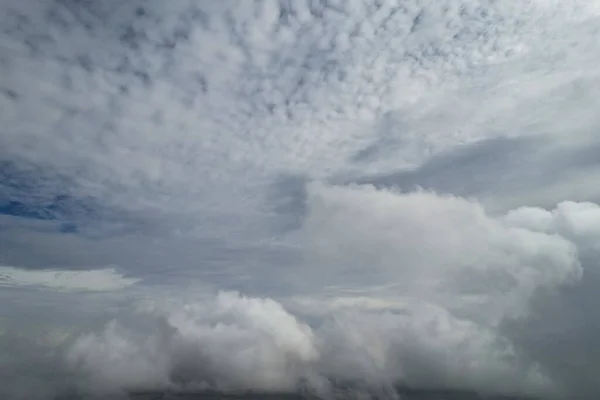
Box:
[59,184,599,398]
[299,183,581,326]
[505,201,600,240]
[315,305,553,397]
[2,0,600,235]
[0,265,139,292]
[64,291,554,398]
[67,292,320,394]
[3,1,600,399]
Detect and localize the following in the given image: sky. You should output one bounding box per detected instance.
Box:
[2,0,600,399]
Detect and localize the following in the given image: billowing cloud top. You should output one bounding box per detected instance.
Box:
[2,1,600,399]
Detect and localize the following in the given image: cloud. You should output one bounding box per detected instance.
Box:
[57,184,597,398]
[298,183,581,326]
[3,1,600,399]
[2,0,600,235]
[504,201,600,241]
[66,292,320,394]
[498,201,600,398]
[358,135,600,214]
[62,291,553,399]
[0,265,139,292]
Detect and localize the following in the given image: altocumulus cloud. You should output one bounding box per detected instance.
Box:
[2,0,600,399]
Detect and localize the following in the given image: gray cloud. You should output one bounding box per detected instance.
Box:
[3,1,600,399]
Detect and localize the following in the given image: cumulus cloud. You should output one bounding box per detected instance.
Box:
[299,183,581,325]
[55,185,599,399]
[504,201,600,241]
[63,291,553,398]
[66,292,320,394]
[315,306,552,397]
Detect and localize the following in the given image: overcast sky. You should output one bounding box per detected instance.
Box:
[2,1,600,399]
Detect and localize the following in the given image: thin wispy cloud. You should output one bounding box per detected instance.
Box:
[0,265,139,292]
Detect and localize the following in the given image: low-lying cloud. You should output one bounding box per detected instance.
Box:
[3,185,597,399]
[0,265,139,292]
[62,290,553,398]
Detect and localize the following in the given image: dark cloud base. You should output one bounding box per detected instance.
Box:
[53,386,540,400]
